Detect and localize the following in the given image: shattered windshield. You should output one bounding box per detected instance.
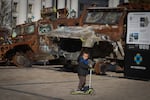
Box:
[24,24,35,34]
[38,24,52,34]
[84,10,122,25]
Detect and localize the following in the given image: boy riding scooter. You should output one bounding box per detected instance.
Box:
[71,51,95,95]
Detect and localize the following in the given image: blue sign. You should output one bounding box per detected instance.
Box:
[134,53,143,65]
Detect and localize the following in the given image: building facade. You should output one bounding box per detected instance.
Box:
[0,0,12,28]
[10,0,128,26]
[12,0,78,26]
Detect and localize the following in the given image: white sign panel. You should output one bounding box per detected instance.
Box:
[126,12,150,45]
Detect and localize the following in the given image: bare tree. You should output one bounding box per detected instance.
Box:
[0,0,12,28]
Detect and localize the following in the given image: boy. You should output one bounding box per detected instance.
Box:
[77,51,92,91]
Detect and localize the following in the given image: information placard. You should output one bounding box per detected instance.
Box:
[126,12,150,45]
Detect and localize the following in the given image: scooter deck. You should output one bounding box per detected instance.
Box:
[71,88,94,95]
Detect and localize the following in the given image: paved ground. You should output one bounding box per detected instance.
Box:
[0,65,150,100]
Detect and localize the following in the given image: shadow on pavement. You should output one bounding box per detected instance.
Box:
[0,86,64,100]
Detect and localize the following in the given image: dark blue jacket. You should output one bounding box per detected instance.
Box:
[77,57,89,76]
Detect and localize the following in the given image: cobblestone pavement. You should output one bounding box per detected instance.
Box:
[0,65,150,100]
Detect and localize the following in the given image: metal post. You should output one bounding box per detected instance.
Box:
[26,0,28,23]
[89,68,92,88]
[11,0,13,28]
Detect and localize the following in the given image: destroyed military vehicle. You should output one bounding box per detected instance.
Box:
[46,7,126,67]
[0,19,58,67]
[0,7,78,67]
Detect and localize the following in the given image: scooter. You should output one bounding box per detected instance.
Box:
[71,68,95,95]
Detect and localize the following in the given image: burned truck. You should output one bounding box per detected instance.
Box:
[46,7,126,70]
[0,19,58,67]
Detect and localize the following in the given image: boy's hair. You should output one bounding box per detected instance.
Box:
[82,51,89,56]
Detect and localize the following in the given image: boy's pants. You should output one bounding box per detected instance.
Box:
[78,75,86,90]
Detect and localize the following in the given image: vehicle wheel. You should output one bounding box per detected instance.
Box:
[12,52,32,67]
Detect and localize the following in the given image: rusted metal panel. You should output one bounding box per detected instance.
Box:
[79,7,126,41]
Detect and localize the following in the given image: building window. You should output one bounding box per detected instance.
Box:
[43,5,45,8]
[42,0,46,8]
[13,2,18,12]
[65,0,67,7]
[79,3,84,11]
[28,4,33,13]
[12,16,17,26]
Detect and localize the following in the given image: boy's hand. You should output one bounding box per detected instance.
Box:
[88,59,95,68]
[89,64,93,68]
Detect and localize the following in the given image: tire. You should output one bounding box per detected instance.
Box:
[12,52,32,67]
